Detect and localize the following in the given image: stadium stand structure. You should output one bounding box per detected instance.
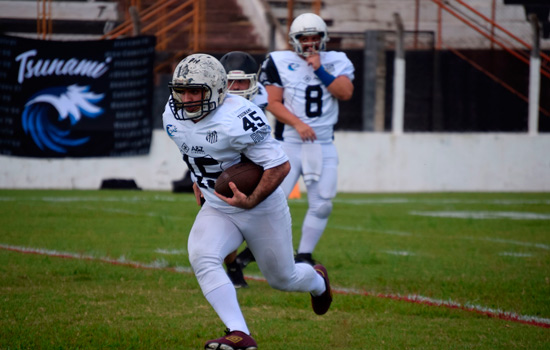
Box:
[1,1,548,59]
[1,0,548,132]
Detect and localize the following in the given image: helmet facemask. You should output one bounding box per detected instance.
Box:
[227,70,259,101]
[291,33,326,58]
[168,84,215,121]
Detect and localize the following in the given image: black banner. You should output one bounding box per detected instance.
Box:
[0,35,156,157]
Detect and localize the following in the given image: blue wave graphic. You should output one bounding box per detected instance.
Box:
[22,85,105,153]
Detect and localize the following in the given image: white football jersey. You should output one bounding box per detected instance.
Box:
[162,94,288,213]
[260,50,354,143]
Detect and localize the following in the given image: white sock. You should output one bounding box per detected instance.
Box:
[205,283,250,335]
[311,272,327,296]
[298,215,327,253]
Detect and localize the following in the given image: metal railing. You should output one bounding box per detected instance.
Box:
[101,0,203,71]
[431,0,550,117]
[36,0,52,40]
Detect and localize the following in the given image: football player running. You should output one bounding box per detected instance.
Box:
[219,51,266,289]
[260,13,355,266]
[162,54,332,350]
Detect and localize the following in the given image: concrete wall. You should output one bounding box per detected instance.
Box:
[1,131,548,193]
[334,132,550,192]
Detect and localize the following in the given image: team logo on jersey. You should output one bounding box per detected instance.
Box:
[206,130,218,144]
[166,124,177,137]
[180,142,189,154]
[304,75,312,83]
[191,145,204,154]
[288,63,299,71]
[325,63,335,73]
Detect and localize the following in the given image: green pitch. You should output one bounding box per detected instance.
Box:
[0,190,549,349]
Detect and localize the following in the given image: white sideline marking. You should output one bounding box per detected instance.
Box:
[1,243,549,329]
[80,206,188,221]
[334,288,550,329]
[499,252,533,258]
[371,229,413,236]
[0,244,193,274]
[0,195,195,203]
[155,248,187,255]
[331,225,549,251]
[461,236,550,250]
[333,198,550,205]
[331,225,413,236]
[384,250,415,256]
[410,211,550,220]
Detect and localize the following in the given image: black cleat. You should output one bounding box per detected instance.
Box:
[294,252,316,266]
[236,247,256,268]
[226,261,248,288]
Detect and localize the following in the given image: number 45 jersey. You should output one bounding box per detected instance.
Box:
[162,94,288,212]
[260,50,355,143]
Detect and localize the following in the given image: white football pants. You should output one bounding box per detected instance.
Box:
[280,142,338,253]
[187,188,325,331]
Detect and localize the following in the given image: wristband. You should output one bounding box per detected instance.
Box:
[314,66,335,86]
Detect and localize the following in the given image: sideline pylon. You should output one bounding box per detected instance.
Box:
[288,183,301,199]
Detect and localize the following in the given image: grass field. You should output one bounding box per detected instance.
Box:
[0,189,549,349]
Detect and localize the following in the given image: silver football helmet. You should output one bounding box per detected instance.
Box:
[288,13,329,57]
[219,51,259,101]
[168,54,228,120]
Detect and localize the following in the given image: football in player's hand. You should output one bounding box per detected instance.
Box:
[215,162,264,198]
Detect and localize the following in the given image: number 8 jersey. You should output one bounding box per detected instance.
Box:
[260,50,355,143]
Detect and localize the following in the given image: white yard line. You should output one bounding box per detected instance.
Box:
[411,210,550,220]
[329,226,549,251]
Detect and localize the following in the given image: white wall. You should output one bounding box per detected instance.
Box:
[334,132,550,192]
[0,130,187,191]
[1,131,549,192]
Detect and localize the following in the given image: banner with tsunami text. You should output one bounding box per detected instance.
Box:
[0,35,156,158]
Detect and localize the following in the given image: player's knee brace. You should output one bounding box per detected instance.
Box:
[311,200,333,219]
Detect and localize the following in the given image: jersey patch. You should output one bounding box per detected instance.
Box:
[206,130,218,144]
[166,124,177,137]
[288,63,300,71]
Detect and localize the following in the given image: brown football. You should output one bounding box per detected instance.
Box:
[215,162,264,198]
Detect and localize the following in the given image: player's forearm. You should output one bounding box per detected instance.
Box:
[266,101,302,128]
[247,161,290,207]
[326,76,354,101]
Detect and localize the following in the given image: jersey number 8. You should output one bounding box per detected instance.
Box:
[305,85,323,118]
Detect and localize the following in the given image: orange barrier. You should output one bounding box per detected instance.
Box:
[288,183,301,199]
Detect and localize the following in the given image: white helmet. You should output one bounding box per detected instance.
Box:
[288,13,329,57]
[168,54,228,120]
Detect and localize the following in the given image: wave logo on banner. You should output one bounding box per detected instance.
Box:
[22,85,105,153]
